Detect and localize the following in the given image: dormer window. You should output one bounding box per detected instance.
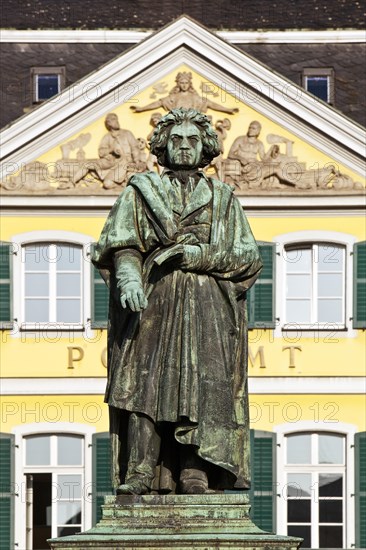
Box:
[31,67,65,103]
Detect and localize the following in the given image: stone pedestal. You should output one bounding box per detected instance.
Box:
[48,494,302,549]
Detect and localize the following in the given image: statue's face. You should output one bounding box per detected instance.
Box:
[105,114,120,131]
[178,78,190,92]
[247,122,261,137]
[166,122,203,169]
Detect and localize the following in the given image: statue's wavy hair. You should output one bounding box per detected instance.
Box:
[149,108,220,168]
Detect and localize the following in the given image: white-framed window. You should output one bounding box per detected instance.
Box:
[285,432,345,548]
[303,68,335,104]
[31,67,65,103]
[12,231,93,330]
[274,231,357,334]
[24,434,84,539]
[12,423,95,550]
[275,422,357,549]
[23,243,83,325]
[284,243,345,327]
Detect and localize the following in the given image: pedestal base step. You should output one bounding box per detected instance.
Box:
[48,494,302,550]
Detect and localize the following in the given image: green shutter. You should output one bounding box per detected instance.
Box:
[353,242,366,328]
[248,243,275,329]
[91,243,109,329]
[249,429,276,533]
[92,432,113,525]
[0,243,13,329]
[0,434,15,550]
[355,431,366,548]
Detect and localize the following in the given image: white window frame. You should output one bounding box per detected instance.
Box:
[31,66,65,103]
[274,421,357,549]
[12,231,94,332]
[274,231,357,337]
[12,422,95,550]
[302,68,335,105]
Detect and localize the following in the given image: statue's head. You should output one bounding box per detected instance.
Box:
[105,113,120,131]
[175,72,193,92]
[247,121,261,138]
[150,108,220,169]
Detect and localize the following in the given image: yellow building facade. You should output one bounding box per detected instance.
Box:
[1,18,365,550]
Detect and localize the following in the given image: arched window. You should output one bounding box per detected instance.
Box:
[12,231,93,330]
[284,243,345,326]
[285,432,345,548]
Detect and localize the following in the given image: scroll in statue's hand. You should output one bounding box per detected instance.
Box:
[120,282,148,312]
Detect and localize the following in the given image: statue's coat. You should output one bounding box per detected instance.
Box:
[93,171,262,489]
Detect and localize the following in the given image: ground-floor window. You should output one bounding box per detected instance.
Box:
[23,433,84,548]
[285,432,345,548]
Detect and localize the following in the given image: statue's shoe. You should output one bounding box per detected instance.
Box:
[116,479,150,495]
[180,479,215,494]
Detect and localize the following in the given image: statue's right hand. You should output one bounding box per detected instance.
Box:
[130,106,141,113]
[120,282,148,312]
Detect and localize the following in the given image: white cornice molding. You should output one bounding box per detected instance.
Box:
[1,29,365,44]
[1,376,365,395]
[0,17,365,179]
[1,194,365,210]
[0,29,151,43]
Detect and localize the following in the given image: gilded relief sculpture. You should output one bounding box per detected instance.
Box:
[92,108,262,494]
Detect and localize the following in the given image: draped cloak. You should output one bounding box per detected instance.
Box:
[92,170,262,490]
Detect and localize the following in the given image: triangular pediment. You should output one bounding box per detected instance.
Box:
[0,16,364,195]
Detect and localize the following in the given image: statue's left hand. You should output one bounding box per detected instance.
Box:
[120,282,148,312]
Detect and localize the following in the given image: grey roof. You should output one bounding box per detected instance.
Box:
[2,0,365,30]
[238,43,366,127]
[1,41,365,129]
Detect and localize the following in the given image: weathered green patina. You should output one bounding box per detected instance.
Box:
[92,109,262,495]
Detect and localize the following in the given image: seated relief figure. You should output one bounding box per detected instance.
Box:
[227,120,305,189]
[68,113,142,189]
[92,108,262,495]
[131,72,239,116]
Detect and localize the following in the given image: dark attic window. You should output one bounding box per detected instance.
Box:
[303,68,335,105]
[31,67,65,103]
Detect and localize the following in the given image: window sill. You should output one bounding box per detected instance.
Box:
[282,323,347,331]
[20,323,85,331]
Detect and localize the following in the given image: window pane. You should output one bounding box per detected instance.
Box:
[57,435,82,465]
[26,435,50,465]
[319,474,343,497]
[286,248,311,272]
[319,499,343,523]
[287,473,312,497]
[288,526,311,548]
[288,499,311,522]
[286,300,311,323]
[58,475,82,499]
[24,245,49,270]
[25,299,49,322]
[56,299,81,323]
[287,274,311,298]
[25,273,49,296]
[318,273,343,297]
[287,434,311,464]
[57,274,81,297]
[318,434,344,464]
[37,75,59,100]
[319,525,343,548]
[318,299,343,323]
[57,245,81,270]
[306,76,329,102]
[57,501,81,525]
[318,245,343,271]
